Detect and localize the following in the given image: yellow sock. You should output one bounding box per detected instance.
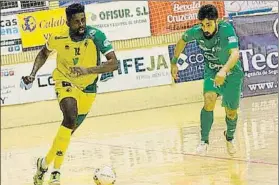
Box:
[45,125,72,167]
[53,125,72,169]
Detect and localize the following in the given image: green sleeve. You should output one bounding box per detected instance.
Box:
[222,23,239,49]
[93,29,114,55]
[182,26,198,42]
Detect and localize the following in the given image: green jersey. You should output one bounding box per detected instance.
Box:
[182,21,243,74]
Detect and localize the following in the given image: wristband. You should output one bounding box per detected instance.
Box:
[171,57,178,64]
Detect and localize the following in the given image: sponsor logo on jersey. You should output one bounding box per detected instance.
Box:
[228,36,237,43]
[88,29,96,39]
[56,151,63,156]
[103,39,111,47]
[84,40,88,47]
[55,36,68,40]
[208,62,224,70]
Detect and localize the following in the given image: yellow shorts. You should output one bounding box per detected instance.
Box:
[55,81,96,115]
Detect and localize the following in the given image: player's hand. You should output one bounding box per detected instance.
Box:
[171,63,179,80]
[69,66,89,77]
[214,69,227,86]
[20,75,35,90]
[22,75,35,84]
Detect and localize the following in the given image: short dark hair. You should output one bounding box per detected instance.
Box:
[198,4,218,21]
[66,3,85,21]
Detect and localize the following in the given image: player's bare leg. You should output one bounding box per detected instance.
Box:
[33,97,77,185]
[196,92,217,155]
[224,107,238,156]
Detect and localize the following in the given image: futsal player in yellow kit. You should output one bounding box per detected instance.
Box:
[20,3,118,185]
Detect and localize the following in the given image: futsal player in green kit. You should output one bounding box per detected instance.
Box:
[171,4,244,155]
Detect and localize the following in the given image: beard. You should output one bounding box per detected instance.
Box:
[70,27,86,41]
[203,24,218,40]
[75,27,85,36]
[203,29,217,39]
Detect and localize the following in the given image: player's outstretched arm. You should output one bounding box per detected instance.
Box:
[172,38,187,64]
[171,39,187,80]
[30,46,52,77]
[21,46,52,87]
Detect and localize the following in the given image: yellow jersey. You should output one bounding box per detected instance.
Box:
[46,26,114,92]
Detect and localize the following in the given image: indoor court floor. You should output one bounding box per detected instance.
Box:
[1,94,278,185]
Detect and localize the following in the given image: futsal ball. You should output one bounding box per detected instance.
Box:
[93,166,116,185]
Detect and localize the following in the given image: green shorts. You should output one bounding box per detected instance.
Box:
[203,69,244,110]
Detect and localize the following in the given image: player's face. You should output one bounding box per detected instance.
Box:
[68,12,86,36]
[200,19,217,39]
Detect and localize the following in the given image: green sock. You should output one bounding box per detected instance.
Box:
[200,108,214,144]
[226,115,238,141]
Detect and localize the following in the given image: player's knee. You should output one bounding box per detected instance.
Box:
[204,93,217,111]
[62,114,77,129]
[226,109,237,120]
[60,97,78,129]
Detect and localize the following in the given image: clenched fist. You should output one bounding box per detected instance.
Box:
[20,75,35,90]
